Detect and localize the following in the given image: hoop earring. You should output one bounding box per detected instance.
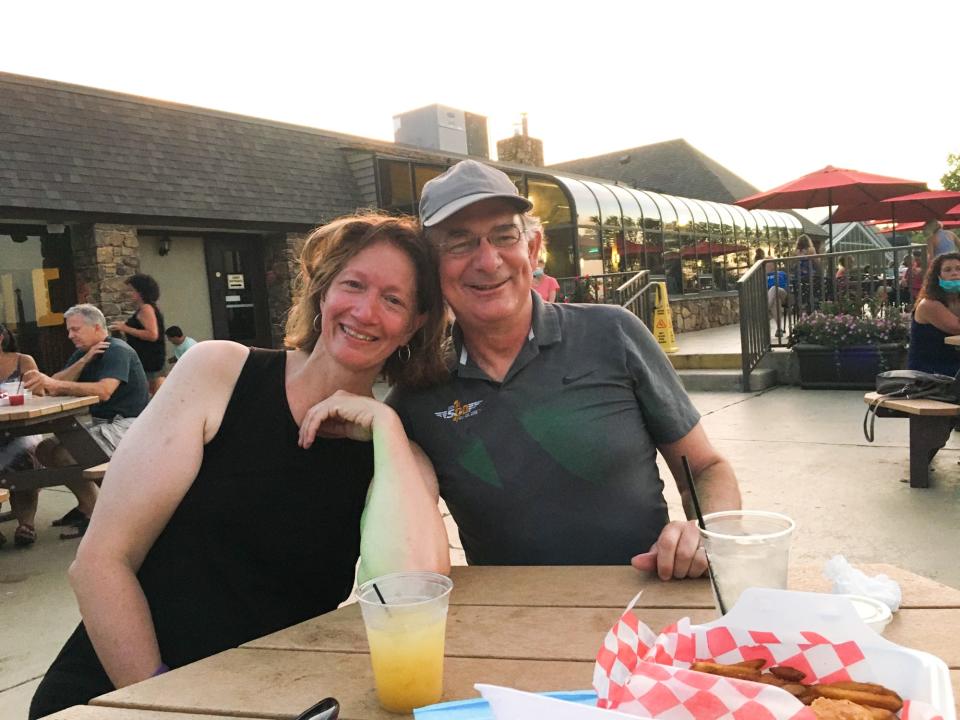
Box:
[313,313,321,332]
[397,344,411,363]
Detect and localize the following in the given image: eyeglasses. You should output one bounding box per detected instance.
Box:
[438,225,524,257]
[294,697,339,720]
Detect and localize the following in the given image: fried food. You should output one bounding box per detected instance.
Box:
[690,660,904,717]
[690,660,761,681]
[811,698,877,720]
[810,683,903,713]
[770,665,807,682]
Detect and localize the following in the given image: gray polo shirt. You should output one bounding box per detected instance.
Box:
[388,293,700,565]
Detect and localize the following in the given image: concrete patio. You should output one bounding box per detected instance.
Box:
[2,384,959,720]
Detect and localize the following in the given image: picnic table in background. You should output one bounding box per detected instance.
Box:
[40,564,960,720]
[0,395,108,494]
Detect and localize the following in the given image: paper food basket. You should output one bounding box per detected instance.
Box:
[473,589,955,720]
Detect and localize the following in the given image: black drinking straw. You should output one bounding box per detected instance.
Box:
[370,581,393,617]
[682,455,727,616]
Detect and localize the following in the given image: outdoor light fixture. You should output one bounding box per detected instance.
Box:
[158,235,171,256]
[46,223,65,234]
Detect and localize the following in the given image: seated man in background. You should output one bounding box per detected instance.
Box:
[19,303,149,536]
[389,160,741,579]
[165,325,197,365]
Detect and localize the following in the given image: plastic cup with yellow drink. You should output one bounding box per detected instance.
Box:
[357,571,453,713]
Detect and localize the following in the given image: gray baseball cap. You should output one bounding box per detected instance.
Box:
[419,160,533,227]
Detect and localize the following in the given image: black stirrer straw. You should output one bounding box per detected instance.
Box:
[682,455,727,616]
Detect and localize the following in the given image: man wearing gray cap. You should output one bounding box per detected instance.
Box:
[389,160,741,579]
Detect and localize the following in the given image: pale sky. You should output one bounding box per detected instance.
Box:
[5,0,958,197]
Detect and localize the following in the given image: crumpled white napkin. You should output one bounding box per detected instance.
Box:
[824,554,901,612]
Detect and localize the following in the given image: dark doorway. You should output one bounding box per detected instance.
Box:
[204,236,272,347]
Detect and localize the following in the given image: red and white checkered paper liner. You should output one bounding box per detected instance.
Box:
[593,593,942,720]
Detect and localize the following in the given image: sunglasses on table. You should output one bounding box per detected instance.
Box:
[294,697,339,720]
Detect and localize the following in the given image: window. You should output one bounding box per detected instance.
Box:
[377,160,415,214]
[0,227,76,371]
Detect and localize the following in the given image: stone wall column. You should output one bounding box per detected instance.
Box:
[263,231,306,347]
[71,224,140,325]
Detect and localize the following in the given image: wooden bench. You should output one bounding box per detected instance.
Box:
[864,392,960,488]
[82,463,109,481]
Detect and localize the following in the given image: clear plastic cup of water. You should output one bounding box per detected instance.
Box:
[699,510,796,615]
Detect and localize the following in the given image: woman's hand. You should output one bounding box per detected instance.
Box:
[108,321,128,334]
[298,390,394,447]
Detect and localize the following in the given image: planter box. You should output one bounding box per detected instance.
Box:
[793,343,907,389]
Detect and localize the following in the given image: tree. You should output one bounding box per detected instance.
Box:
[942,153,960,191]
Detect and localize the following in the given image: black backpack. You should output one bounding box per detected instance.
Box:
[863,370,959,442]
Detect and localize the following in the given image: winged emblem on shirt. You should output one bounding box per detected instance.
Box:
[434,399,483,422]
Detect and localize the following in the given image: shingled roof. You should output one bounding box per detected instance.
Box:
[0,72,385,227]
[549,139,826,237]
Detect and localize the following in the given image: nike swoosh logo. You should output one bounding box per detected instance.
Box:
[562,369,596,384]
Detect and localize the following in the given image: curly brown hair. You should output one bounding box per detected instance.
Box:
[917,251,960,305]
[284,212,448,389]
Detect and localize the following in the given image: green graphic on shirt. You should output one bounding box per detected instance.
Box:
[458,438,503,488]
[519,405,598,483]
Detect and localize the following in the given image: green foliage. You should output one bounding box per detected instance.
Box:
[942,153,960,192]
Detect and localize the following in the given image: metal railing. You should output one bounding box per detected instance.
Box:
[554,270,655,326]
[615,270,655,327]
[738,244,925,390]
[556,271,642,305]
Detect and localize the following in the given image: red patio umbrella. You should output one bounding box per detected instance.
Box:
[872,219,960,233]
[735,165,927,249]
[829,190,960,224]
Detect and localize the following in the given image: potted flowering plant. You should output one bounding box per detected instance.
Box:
[788,301,909,389]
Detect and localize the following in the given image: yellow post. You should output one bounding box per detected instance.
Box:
[652,282,679,353]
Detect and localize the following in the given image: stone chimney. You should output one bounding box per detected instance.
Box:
[496,113,544,167]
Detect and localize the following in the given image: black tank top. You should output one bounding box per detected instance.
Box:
[134,348,374,667]
[126,303,165,372]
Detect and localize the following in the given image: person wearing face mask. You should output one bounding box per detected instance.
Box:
[907,252,960,377]
[532,256,560,302]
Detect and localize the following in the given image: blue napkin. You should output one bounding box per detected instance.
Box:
[413,690,598,719]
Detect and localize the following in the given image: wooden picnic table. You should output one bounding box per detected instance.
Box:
[863,391,960,488]
[0,395,108,493]
[40,563,960,720]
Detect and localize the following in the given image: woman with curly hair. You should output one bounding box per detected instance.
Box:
[30,213,451,718]
[109,273,166,395]
[908,251,960,376]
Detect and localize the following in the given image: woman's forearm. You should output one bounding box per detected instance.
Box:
[358,414,449,583]
[70,559,164,688]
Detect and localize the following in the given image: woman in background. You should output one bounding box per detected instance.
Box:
[924,220,960,264]
[109,274,165,395]
[908,252,960,377]
[532,257,560,302]
[0,324,45,547]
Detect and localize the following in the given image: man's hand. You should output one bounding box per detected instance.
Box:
[21,369,60,395]
[631,519,707,580]
[83,341,111,364]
